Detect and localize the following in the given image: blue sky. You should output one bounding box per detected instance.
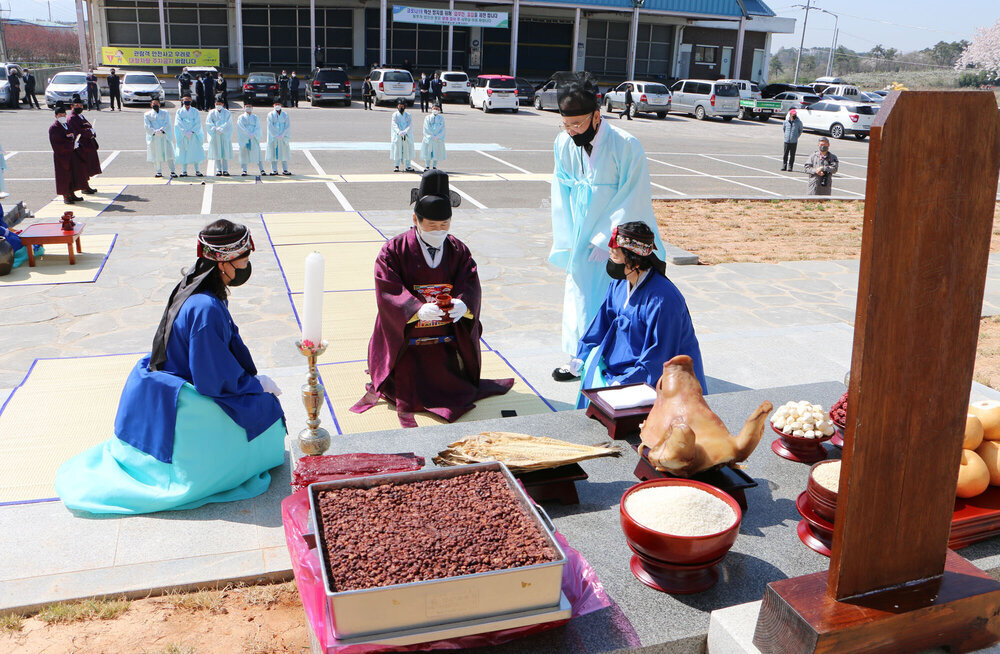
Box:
[2,0,997,55]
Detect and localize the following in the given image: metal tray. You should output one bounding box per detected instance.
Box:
[307,461,567,640]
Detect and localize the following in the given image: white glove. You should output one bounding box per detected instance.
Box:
[417,302,445,322]
[73,142,80,149]
[588,246,610,263]
[447,298,468,321]
[257,374,282,396]
[569,357,584,376]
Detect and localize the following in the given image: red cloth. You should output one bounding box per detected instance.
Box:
[67,113,102,177]
[290,453,425,492]
[48,121,88,197]
[352,227,512,426]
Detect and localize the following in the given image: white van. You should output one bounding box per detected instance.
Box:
[470,75,518,113]
[370,68,415,105]
[717,79,762,100]
[819,84,864,102]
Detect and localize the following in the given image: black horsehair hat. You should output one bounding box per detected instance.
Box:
[557,72,599,117]
[410,169,461,221]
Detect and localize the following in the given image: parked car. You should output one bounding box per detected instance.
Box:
[719,78,762,99]
[515,77,536,105]
[242,72,278,105]
[718,78,773,120]
[0,63,24,108]
[820,84,865,102]
[812,76,844,86]
[796,100,877,140]
[470,74,518,113]
[668,79,740,120]
[532,71,602,111]
[370,68,415,105]
[185,66,218,99]
[770,91,822,117]
[121,72,164,106]
[44,71,89,108]
[307,67,351,106]
[761,83,814,98]
[604,80,671,118]
[433,70,470,103]
[860,91,885,104]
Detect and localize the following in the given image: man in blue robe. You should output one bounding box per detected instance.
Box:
[55,220,286,514]
[574,222,706,408]
[173,94,205,177]
[549,74,665,382]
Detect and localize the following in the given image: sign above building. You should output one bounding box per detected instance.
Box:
[392,6,509,28]
[101,47,220,67]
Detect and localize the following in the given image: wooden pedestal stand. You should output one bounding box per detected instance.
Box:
[753,92,1000,653]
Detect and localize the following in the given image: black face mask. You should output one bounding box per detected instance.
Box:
[72,107,83,115]
[606,260,627,280]
[228,261,252,286]
[819,145,829,152]
[398,107,405,113]
[183,101,191,107]
[152,106,160,112]
[570,115,598,149]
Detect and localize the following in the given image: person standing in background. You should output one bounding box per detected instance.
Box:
[618,83,633,120]
[107,69,122,111]
[205,96,233,177]
[278,70,290,107]
[86,70,100,110]
[174,95,205,177]
[289,72,300,107]
[8,71,21,110]
[144,99,176,178]
[49,106,87,204]
[67,96,100,192]
[265,101,291,176]
[176,68,192,102]
[22,69,40,109]
[203,74,216,112]
[362,76,374,110]
[390,100,415,173]
[804,137,839,195]
[418,72,430,112]
[421,103,446,170]
[430,72,443,112]
[236,104,266,177]
[781,108,803,172]
[194,74,206,111]
[216,73,229,109]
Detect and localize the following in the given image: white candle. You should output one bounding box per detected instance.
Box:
[302,252,325,345]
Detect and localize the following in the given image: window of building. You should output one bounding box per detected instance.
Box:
[635,23,672,77]
[243,5,352,68]
[104,0,228,63]
[364,8,468,71]
[694,45,716,64]
[584,20,628,77]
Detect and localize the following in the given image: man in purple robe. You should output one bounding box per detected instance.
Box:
[48,106,88,204]
[67,96,101,188]
[352,170,514,427]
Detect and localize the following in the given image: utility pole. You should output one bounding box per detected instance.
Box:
[792,0,812,84]
[813,7,839,78]
[733,0,749,80]
[0,2,8,63]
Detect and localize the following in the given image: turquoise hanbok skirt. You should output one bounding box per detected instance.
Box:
[575,347,609,410]
[55,383,286,514]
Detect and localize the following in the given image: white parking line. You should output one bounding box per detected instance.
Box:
[101,150,121,169]
[649,181,685,196]
[757,154,866,182]
[411,161,489,209]
[304,149,354,211]
[477,150,532,174]
[201,184,213,215]
[646,156,782,197]
[3,151,17,160]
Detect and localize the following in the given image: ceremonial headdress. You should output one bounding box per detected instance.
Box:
[410,169,461,220]
[609,224,657,257]
[197,224,255,261]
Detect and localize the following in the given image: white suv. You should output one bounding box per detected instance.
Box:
[797,100,877,140]
[370,68,415,105]
[435,70,471,103]
[470,75,518,113]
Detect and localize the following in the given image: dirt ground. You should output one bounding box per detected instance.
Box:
[653,199,1000,264]
[0,583,311,654]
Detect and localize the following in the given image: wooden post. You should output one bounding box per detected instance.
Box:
[754,92,1000,653]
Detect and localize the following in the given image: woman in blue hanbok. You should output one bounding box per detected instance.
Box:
[574,222,706,409]
[55,220,286,514]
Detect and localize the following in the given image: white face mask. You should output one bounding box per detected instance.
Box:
[245,108,252,114]
[419,228,448,249]
[57,116,67,125]
[432,110,440,116]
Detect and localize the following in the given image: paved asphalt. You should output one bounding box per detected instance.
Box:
[0,98,882,218]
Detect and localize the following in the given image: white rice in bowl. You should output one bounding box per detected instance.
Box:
[811,460,841,493]
[625,485,737,537]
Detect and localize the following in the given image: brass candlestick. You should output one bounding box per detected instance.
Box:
[296,339,330,456]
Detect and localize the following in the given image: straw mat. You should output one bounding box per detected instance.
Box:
[264,212,383,245]
[0,233,116,287]
[275,242,381,293]
[0,353,138,503]
[34,187,126,219]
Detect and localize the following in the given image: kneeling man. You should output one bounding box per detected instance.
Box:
[575,221,707,407]
[352,170,514,427]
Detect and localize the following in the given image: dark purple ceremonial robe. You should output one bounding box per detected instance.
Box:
[352,227,513,427]
[48,121,87,196]
[67,112,102,177]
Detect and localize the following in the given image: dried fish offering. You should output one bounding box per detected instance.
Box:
[433,432,620,473]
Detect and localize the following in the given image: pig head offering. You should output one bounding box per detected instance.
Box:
[640,355,772,477]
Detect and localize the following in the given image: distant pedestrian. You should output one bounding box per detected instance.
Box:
[619,83,633,120]
[265,101,291,175]
[362,76,374,110]
[430,72,443,111]
[236,104,265,177]
[781,108,803,171]
[315,46,325,68]
[205,96,233,177]
[421,103,446,170]
[176,67,192,100]
[67,96,100,191]
[173,95,205,177]
[8,71,20,109]
[143,99,176,178]
[278,70,290,107]
[49,106,87,204]
[289,72,299,107]
[203,74,216,110]
[418,72,430,112]
[804,137,839,195]
[390,100,414,172]
[22,69,40,108]
[86,70,101,110]
[195,74,206,111]
[401,59,413,74]
[107,68,122,111]
[217,73,229,109]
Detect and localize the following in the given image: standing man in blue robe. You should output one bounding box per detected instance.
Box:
[236,104,265,177]
[144,99,176,178]
[205,95,233,176]
[265,101,291,176]
[174,95,205,177]
[390,100,415,172]
[55,220,286,514]
[421,103,446,170]
[574,222,705,408]
[549,74,665,382]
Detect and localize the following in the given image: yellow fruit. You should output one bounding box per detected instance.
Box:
[965,414,985,450]
[969,401,1000,440]
[958,450,990,498]
[976,440,1000,486]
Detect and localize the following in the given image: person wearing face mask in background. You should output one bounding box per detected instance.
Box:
[67,96,100,193]
[571,221,705,408]
[278,70,290,107]
[804,136,839,195]
[549,73,664,382]
[107,68,122,111]
[351,170,513,427]
[362,76,374,110]
[194,74,206,111]
[217,73,229,109]
[55,219,287,515]
[265,101,292,176]
[49,106,88,204]
[174,95,205,177]
[421,103,446,170]
[289,72,299,108]
[176,67,192,101]
[418,72,431,112]
[390,100,415,172]
[781,108,803,172]
[206,96,233,177]
[430,72,443,111]
[144,99,176,178]
[236,104,266,177]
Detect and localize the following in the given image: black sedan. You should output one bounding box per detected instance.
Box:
[242,72,278,105]
[515,78,536,105]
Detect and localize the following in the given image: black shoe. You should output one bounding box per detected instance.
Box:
[394,166,400,172]
[179,173,188,177]
[223,172,230,177]
[65,196,80,204]
[82,187,97,195]
[283,171,291,175]
[196,172,204,177]
[787,166,793,172]
[781,166,787,171]
[241,172,248,176]
[170,172,178,178]
[552,366,580,382]
[405,167,415,172]
[154,173,163,178]
[215,172,222,176]
[269,172,277,176]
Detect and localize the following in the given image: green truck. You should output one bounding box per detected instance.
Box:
[738,98,781,121]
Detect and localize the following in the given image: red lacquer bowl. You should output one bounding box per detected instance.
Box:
[770,422,832,464]
[620,478,742,565]
[806,460,840,524]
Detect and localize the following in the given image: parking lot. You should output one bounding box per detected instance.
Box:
[0,98,897,219]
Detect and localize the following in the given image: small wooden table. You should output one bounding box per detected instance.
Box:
[17,222,86,266]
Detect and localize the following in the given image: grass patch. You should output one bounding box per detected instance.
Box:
[0,613,24,632]
[157,645,196,654]
[237,581,297,609]
[36,597,130,624]
[165,588,228,614]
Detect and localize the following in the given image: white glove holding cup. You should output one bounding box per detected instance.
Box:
[447,298,468,321]
[417,302,445,322]
[257,374,282,396]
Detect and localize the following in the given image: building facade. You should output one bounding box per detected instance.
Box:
[82,0,793,82]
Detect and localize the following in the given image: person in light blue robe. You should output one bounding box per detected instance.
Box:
[205,96,233,176]
[265,102,291,175]
[173,95,205,176]
[55,220,286,514]
[0,138,7,197]
[421,103,446,169]
[143,99,176,178]
[236,105,265,177]
[550,76,664,382]
[0,204,43,270]
[575,222,705,408]
[390,100,415,172]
